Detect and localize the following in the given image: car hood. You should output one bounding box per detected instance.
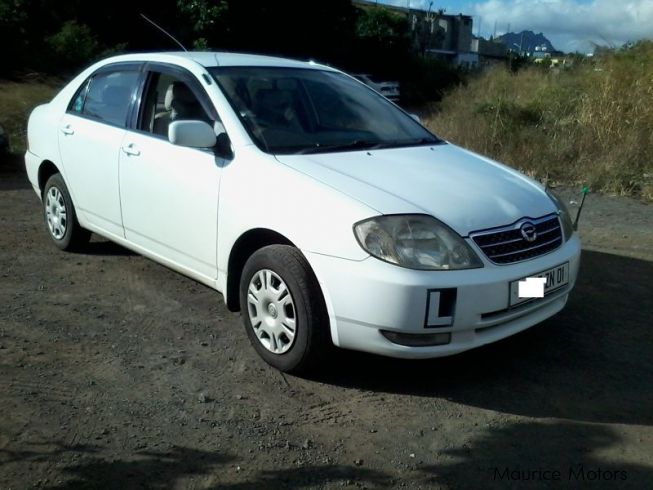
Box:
[275,143,557,236]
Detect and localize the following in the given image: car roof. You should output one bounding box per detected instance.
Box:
[101,51,336,71]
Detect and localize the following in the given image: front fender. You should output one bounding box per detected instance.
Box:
[217,147,374,276]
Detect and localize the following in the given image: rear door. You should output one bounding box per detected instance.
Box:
[58,63,142,237]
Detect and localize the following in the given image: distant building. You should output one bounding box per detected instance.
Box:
[471,36,508,65]
[352,0,479,68]
[426,14,478,68]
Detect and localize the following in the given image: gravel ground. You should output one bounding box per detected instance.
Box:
[1,155,652,489]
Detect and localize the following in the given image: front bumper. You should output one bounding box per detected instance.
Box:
[304,235,581,359]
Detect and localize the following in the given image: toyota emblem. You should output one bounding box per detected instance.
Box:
[520,222,537,242]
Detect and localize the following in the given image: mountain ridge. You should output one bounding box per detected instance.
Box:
[498,31,557,53]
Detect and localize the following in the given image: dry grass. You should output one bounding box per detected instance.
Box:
[0,77,61,154]
[425,42,653,201]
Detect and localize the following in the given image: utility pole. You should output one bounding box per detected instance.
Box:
[424,1,434,52]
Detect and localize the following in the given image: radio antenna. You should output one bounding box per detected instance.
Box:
[140,13,188,52]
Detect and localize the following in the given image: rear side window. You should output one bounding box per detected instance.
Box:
[70,70,140,127]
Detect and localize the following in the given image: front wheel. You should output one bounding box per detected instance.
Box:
[239,245,330,373]
[43,173,90,251]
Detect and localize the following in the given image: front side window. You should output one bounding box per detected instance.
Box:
[139,72,215,138]
[72,70,140,127]
[210,67,440,154]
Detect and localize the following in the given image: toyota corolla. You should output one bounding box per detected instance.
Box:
[25,52,581,372]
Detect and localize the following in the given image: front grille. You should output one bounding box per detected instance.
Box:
[470,214,563,264]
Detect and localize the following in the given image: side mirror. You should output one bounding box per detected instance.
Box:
[410,114,421,124]
[213,121,233,160]
[168,120,217,148]
[215,132,233,160]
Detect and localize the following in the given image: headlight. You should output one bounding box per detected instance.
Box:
[354,214,483,270]
[546,189,574,241]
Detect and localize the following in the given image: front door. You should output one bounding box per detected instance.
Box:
[118,68,224,280]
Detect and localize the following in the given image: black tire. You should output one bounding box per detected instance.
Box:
[239,245,330,373]
[42,173,90,251]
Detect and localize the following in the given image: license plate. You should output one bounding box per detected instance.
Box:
[509,262,569,307]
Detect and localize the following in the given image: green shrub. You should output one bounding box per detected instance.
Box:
[46,21,101,70]
[399,56,463,104]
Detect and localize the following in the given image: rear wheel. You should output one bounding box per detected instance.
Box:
[43,173,90,251]
[239,245,330,373]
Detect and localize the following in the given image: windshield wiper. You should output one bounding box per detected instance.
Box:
[297,139,385,154]
[387,137,442,147]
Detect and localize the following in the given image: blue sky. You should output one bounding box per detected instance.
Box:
[377,0,653,53]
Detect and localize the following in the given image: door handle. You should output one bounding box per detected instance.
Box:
[121,143,141,156]
[60,124,74,135]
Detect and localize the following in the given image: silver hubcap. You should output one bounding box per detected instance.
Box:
[247,269,297,354]
[45,186,67,240]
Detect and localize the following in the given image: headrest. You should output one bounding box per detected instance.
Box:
[164,82,197,111]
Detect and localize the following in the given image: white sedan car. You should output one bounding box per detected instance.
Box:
[26,52,580,373]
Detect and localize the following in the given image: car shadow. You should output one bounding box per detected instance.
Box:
[84,239,137,257]
[1,442,391,489]
[310,250,653,426]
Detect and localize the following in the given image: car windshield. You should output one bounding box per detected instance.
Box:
[209,67,442,155]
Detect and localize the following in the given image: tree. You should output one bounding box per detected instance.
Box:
[47,21,100,69]
[355,6,408,49]
[0,0,29,73]
[177,0,228,49]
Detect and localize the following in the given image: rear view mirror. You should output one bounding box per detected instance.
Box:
[410,114,421,124]
[168,120,217,148]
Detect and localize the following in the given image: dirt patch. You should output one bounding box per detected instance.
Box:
[1,158,652,489]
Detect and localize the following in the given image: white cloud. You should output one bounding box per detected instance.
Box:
[470,0,653,52]
[378,0,432,9]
